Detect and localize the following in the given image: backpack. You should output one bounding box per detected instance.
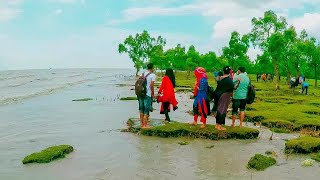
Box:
[207,85,215,102]
[135,72,151,97]
[247,81,255,104]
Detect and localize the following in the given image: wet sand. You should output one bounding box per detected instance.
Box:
[0,69,319,180]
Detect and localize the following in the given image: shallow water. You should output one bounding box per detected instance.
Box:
[0,69,319,180]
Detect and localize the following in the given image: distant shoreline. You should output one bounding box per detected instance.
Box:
[0,67,135,72]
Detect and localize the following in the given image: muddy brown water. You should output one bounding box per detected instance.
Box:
[0,69,319,180]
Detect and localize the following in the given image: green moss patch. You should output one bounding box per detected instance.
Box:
[178,141,189,145]
[124,118,259,140]
[285,137,320,153]
[120,96,138,101]
[22,145,74,164]
[72,98,93,102]
[270,128,291,133]
[311,153,320,162]
[205,145,215,149]
[247,154,276,171]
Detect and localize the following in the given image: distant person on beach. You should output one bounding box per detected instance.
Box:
[137,63,156,129]
[212,66,234,131]
[157,68,178,123]
[214,69,219,79]
[256,73,261,82]
[301,81,309,95]
[262,74,267,82]
[191,67,209,128]
[231,67,250,128]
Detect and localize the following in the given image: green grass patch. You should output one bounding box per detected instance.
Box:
[247,154,276,171]
[311,153,320,162]
[270,128,291,133]
[120,96,138,101]
[124,118,259,140]
[285,136,320,153]
[22,145,73,164]
[72,98,93,102]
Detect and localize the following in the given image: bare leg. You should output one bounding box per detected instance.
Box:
[139,113,144,127]
[231,114,236,128]
[239,112,245,128]
[191,114,198,125]
[142,114,152,129]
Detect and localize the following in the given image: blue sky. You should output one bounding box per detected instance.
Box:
[1,0,320,70]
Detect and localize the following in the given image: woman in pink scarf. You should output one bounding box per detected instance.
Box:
[191,67,209,128]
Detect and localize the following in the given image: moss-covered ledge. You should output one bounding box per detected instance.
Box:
[123,118,259,140]
[285,136,320,153]
[22,145,74,164]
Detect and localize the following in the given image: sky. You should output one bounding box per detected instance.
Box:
[1,0,320,70]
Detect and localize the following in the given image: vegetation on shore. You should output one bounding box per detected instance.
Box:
[22,145,74,164]
[124,118,259,140]
[247,154,277,171]
[119,10,320,90]
[72,98,93,102]
[285,136,320,153]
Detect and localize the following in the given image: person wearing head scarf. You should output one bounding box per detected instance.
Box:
[157,68,178,122]
[212,66,234,130]
[191,67,209,128]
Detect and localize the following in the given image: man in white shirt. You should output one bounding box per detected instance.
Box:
[138,63,156,128]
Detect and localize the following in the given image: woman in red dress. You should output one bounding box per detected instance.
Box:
[157,68,178,122]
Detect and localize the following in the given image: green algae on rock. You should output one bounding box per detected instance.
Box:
[124,118,259,140]
[247,154,276,171]
[72,98,93,101]
[22,145,74,164]
[120,97,138,101]
[285,136,320,153]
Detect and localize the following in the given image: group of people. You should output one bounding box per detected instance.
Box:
[256,73,274,82]
[137,63,250,130]
[290,75,309,95]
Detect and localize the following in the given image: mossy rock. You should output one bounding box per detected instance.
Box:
[22,145,74,164]
[178,141,189,145]
[120,97,138,101]
[124,118,259,140]
[72,98,93,102]
[285,137,320,153]
[247,154,276,171]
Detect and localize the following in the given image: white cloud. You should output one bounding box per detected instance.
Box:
[212,18,252,40]
[54,9,63,15]
[292,13,320,39]
[0,7,21,22]
[0,0,23,22]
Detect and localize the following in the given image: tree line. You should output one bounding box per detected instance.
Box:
[118,10,320,89]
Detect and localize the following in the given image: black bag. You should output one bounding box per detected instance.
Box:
[135,72,151,97]
[247,81,255,104]
[207,85,215,102]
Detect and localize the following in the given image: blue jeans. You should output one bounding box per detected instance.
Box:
[138,96,152,115]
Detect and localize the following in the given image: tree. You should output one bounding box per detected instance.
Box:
[250,10,287,90]
[222,31,250,70]
[118,30,166,76]
[186,45,200,78]
[199,51,217,72]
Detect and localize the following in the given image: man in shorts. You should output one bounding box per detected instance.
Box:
[138,63,156,128]
[231,67,250,128]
